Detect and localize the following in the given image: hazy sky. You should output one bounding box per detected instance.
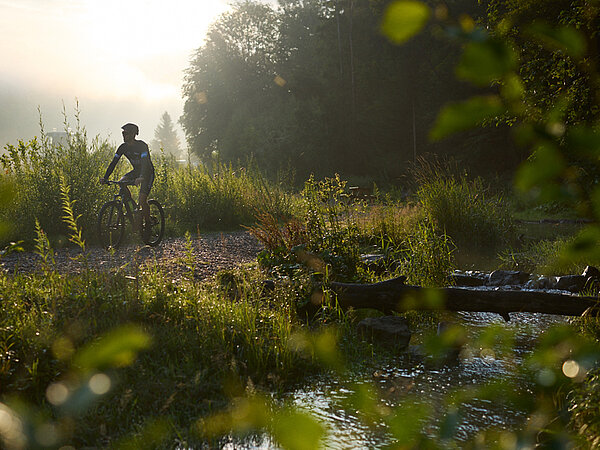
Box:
[0,0,236,147]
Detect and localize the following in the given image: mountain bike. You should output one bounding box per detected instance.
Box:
[97,180,165,249]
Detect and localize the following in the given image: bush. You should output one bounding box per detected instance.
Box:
[0,125,297,245]
[417,173,514,250]
[144,155,296,234]
[0,124,113,245]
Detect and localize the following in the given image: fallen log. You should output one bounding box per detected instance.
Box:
[322,276,600,320]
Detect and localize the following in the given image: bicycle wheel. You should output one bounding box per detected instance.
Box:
[97,200,125,249]
[141,199,165,246]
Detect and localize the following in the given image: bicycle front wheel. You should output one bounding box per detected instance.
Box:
[141,199,165,246]
[97,200,125,249]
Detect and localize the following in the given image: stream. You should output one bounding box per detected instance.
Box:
[215,309,567,449]
[287,312,566,448]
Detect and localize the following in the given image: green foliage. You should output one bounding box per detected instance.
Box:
[417,170,514,250]
[59,174,86,252]
[0,125,295,244]
[0,256,328,447]
[152,157,295,233]
[251,174,456,288]
[33,219,55,274]
[390,221,455,287]
[181,0,495,180]
[430,95,505,140]
[0,112,113,245]
[381,1,430,44]
[455,38,518,86]
[486,0,600,125]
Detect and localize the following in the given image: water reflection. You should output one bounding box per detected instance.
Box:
[287,312,566,448]
[214,312,566,449]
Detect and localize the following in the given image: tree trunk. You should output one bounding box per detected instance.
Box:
[323,276,599,320]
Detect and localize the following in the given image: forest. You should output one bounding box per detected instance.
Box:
[180,0,598,184]
[1,0,600,448]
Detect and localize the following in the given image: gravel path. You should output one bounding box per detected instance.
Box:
[0,231,264,281]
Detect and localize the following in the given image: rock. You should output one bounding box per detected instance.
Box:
[554,275,586,293]
[582,265,600,280]
[448,273,486,287]
[360,254,386,274]
[525,276,552,290]
[488,270,530,286]
[357,316,411,351]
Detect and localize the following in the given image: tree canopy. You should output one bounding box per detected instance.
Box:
[181,0,598,183]
[182,0,520,182]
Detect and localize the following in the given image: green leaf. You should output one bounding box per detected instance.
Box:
[560,225,600,265]
[501,73,525,103]
[430,95,504,140]
[272,409,325,450]
[527,22,587,59]
[73,325,151,373]
[381,1,430,44]
[386,400,431,444]
[456,39,518,86]
[566,125,600,159]
[515,143,565,193]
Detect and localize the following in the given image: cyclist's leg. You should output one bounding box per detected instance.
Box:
[139,170,155,223]
[119,170,137,200]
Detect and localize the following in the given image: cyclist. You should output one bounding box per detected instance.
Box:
[100,123,155,228]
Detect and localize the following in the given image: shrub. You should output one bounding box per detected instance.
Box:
[149,154,296,233]
[0,123,113,245]
[417,173,514,250]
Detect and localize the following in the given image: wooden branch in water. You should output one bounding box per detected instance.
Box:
[324,276,599,319]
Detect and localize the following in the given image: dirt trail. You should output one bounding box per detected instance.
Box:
[0,231,264,281]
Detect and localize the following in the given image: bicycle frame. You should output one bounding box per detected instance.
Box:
[98,180,165,248]
[108,181,139,226]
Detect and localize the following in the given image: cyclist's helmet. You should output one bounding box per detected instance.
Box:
[121,123,139,136]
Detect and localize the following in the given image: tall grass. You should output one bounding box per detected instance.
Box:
[499,235,600,275]
[248,175,456,287]
[152,155,296,234]
[0,119,296,246]
[416,168,514,250]
[0,256,322,446]
[0,117,113,244]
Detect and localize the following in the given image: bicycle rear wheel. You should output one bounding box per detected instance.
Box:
[97,200,125,249]
[141,199,165,246]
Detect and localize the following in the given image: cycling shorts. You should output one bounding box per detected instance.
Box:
[120,169,155,196]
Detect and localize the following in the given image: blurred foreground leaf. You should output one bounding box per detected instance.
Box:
[386,400,432,445]
[558,225,600,267]
[515,143,566,200]
[272,408,325,450]
[430,95,504,140]
[526,23,587,59]
[73,325,151,374]
[456,38,518,86]
[381,0,430,44]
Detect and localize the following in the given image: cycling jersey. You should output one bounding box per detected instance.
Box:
[103,140,155,181]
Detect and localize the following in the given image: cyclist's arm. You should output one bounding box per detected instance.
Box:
[139,143,152,181]
[102,149,123,181]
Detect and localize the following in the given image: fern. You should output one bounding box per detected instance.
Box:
[33,219,55,274]
[59,174,86,252]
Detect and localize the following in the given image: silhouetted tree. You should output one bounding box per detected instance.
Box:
[152,111,181,157]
